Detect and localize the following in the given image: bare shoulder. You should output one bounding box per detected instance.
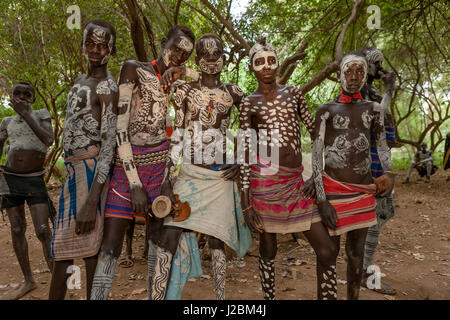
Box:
[316,100,334,114]
[34,109,52,120]
[224,83,244,101]
[119,60,141,83]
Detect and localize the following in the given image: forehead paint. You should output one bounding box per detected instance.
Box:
[365,49,384,76]
[252,50,278,72]
[163,48,171,67]
[199,56,223,74]
[339,54,368,92]
[201,37,220,56]
[177,36,193,53]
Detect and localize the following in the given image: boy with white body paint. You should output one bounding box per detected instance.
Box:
[89,25,199,300]
[239,37,339,300]
[49,19,118,300]
[151,34,252,300]
[312,51,394,300]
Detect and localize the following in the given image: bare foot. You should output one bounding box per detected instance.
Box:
[1,281,37,300]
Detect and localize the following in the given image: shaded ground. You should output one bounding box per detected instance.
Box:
[0,170,448,300]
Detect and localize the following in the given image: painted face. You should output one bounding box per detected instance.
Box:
[197,37,224,75]
[252,50,278,83]
[162,32,194,68]
[252,50,278,72]
[83,24,114,66]
[12,84,34,104]
[339,55,367,93]
[365,49,384,78]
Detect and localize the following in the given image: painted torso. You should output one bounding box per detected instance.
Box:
[321,99,377,184]
[240,85,314,168]
[174,82,243,167]
[63,75,117,152]
[128,62,168,146]
[1,109,50,154]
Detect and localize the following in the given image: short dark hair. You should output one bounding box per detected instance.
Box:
[166,25,195,44]
[195,34,223,54]
[83,19,117,53]
[13,82,35,98]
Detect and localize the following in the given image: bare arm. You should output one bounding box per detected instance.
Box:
[372,102,394,196]
[311,106,337,230]
[219,84,245,181]
[76,79,118,234]
[0,118,9,160]
[293,87,314,136]
[11,99,54,147]
[238,97,263,233]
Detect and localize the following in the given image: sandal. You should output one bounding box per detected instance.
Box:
[118,255,134,268]
[362,274,397,295]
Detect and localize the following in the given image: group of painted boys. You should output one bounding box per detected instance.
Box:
[1,19,400,300]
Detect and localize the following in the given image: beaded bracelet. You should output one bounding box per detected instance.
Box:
[384,171,396,175]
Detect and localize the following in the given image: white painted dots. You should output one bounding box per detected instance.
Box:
[258,258,275,300]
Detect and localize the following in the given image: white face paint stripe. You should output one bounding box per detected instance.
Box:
[177,36,193,53]
[252,50,278,71]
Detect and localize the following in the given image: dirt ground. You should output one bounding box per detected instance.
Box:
[0,170,448,300]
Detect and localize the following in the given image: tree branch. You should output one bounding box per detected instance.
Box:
[200,0,250,53]
[277,40,309,85]
[300,0,363,94]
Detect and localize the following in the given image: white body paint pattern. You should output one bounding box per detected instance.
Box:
[115,62,172,188]
[199,57,224,75]
[178,36,193,53]
[312,111,329,202]
[0,109,51,154]
[332,114,350,130]
[128,67,168,145]
[239,86,314,190]
[361,110,373,129]
[324,134,352,169]
[170,82,243,168]
[96,79,118,95]
[63,78,117,184]
[63,84,101,151]
[354,157,371,175]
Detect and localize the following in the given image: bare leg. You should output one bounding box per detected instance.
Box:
[2,205,37,300]
[49,259,73,300]
[146,215,163,299]
[84,255,98,299]
[345,228,368,300]
[425,161,432,182]
[118,218,135,268]
[209,236,226,300]
[151,226,183,300]
[258,232,277,300]
[29,202,53,271]
[403,162,415,183]
[303,222,339,300]
[90,217,131,299]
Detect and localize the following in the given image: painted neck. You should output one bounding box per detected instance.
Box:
[87,63,108,79]
[155,57,168,76]
[200,73,221,88]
